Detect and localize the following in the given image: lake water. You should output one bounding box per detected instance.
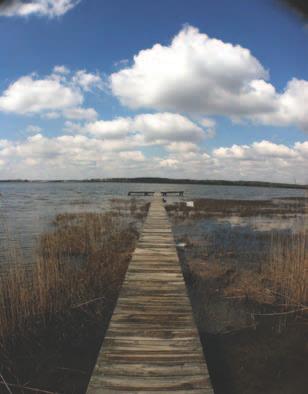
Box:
[0,182,306,268]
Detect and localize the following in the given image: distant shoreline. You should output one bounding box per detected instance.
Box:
[0,177,307,190]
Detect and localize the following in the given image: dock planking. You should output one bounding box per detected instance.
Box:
[87,193,214,393]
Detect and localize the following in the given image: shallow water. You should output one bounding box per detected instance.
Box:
[174,217,271,271]
[0,181,306,267]
[170,200,308,270]
[217,214,308,232]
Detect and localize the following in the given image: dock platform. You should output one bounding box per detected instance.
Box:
[87,193,213,393]
[128,191,155,196]
[128,191,184,196]
[161,191,184,196]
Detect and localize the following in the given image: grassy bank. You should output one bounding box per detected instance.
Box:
[0,199,149,393]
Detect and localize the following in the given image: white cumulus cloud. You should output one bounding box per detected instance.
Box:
[26,124,42,134]
[83,112,206,144]
[166,142,199,153]
[119,151,145,161]
[110,25,308,133]
[213,140,297,160]
[84,117,133,139]
[199,117,216,139]
[133,113,204,143]
[0,68,103,117]
[0,0,80,18]
[72,70,104,92]
[63,107,98,121]
[0,134,308,182]
[53,65,70,74]
[110,25,270,114]
[0,74,82,114]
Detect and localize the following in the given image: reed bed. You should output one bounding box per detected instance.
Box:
[268,231,307,310]
[187,230,307,312]
[166,197,308,220]
[0,200,149,392]
[266,193,308,313]
[0,201,148,344]
[168,196,308,313]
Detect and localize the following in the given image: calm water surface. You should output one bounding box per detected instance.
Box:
[0,182,306,267]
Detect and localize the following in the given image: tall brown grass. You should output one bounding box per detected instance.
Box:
[0,203,148,344]
[268,231,307,310]
[172,197,308,319]
[267,194,308,311]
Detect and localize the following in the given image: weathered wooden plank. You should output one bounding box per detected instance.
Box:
[87,193,214,393]
[96,375,211,390]
[95,363,208,377]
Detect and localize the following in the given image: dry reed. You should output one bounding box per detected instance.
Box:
[268,231,307,310]
[266,193,308,312]
[0,202,148,344]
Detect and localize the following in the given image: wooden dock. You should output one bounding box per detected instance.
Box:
[128,191,155,196]
[87,193,213,393]
[161,191,184,196]
[128,191,184,196]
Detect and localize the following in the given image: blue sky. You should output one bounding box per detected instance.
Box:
[0,0,308,182]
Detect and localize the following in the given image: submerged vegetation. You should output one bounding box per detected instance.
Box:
[166,197,307,218]
[167,196,308,393]
[168,196,308,312]
[0,193,307,393]
[0,199,149,393]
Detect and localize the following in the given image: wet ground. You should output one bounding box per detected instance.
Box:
[166,196,308,394]
[168,196,308,270]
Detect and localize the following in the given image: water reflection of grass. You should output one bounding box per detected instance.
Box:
[169,197,307,313]
[167,196,308,219]
[110,197,149,219]
[168,197,308,394]
[0,199,149,393]
[175,217,273,278]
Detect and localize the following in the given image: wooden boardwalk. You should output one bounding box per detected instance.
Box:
[87,194,214,393]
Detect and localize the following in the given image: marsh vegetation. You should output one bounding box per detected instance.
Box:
[167,196,308,394]
[0,190,307,393]
[0,199,149,393]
